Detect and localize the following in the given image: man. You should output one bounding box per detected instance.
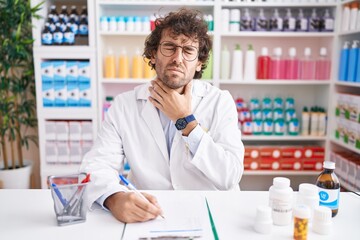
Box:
[80,8,244,223]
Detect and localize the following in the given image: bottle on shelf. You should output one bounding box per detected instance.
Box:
[80,6,88,23]
[310,106,319,136]
[318,108,327,137]
[49,5,59,22]
[229,9,240,32]
[63,23,75,45]
[321,9,334,32]
[270,8,283,32]
[132,48,143,79]
[309,9,320,32]
[347,40,359,82]
[53,22,64,45]
[231,44,243,81]
[315,47,331,80]
[41,23,53,46]
[46,13,56,33]
[341,4,350,32]
[104,48,116,79]
[69,5,79,24]
[255,8,268,32]
[301,107,310,136]
[240,8,253,31]
[296,9,308,32]
[221,45,230,80]
[349,2,359,31]
[202,50,213,80]
[117,16,126,32]
[338,41,350,81]
[270,47,286,80]
[59,5,69,24]
[299,47,315,80]
[283,9,296,32]
[285,47,299,80]
[244,44,256,81]
[257,47,270,80]
[144,58,156,79]
[69,17,78,36]
[119,48,130,79]
[142,16,151,33]
[78,15,88,36]
[315,161,340,218]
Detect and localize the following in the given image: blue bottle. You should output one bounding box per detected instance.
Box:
[356,52,360,82]
[338,41,350,81]
[348,40,359,82]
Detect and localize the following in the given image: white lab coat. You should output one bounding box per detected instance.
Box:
[80,80,244,209]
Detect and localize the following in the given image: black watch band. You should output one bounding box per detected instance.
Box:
[175,114,196,131]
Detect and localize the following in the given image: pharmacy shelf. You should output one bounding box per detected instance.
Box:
[338,29,360,36]
[331,138,360,155]
[340,179,358,192]
[33,46,96,57]
[243,170,319,176]
[39,108,95,120]
[335,81,360,88]
[220,32,335,37]
[98,0,214,7]
[242,135,326,141]
[219,80,331,85]
[221,2,337,8]
[99,31,150,36]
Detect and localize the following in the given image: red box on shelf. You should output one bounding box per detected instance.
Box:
[282,146,303,159]
[244,158,260,170]
[245,147,260,159]
[259,157,281,170]
[260,147,281,159]
[280,158,302,171]
[302,158,323,171]
[303,146,325,159]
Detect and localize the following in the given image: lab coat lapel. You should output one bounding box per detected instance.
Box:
[138,84,169,162]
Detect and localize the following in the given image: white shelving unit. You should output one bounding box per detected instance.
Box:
[32,0,359,190]
[31,0,98,188]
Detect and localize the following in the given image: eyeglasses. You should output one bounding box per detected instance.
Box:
[159,41,199,62]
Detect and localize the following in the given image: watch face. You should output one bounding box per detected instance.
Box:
[175,118,187,130]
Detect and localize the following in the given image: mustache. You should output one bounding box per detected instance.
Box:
[167,62,184,71]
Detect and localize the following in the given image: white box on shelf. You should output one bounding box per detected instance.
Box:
[56,121,69,141]
[45,121,56,141]
[69,141,82,164]
[82,141,93,158]
[78,61,91,107]
[69,121,82,141]
[57,141,70,164]
[81,121,93,141]
[53,61,67,107]
[45,142,57,164]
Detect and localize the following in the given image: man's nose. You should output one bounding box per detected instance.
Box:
[171,47,183,64]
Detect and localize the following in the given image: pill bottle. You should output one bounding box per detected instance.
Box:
[297,183,319,219]
[293,205,311,240]
[269,177,293,226]
[312,206,332,235]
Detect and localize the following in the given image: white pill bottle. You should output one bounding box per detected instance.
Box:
[269,177,293,226]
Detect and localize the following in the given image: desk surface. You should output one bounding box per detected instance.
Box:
[0,190,359,240]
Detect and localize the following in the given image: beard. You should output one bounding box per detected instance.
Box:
[158,63,192,90]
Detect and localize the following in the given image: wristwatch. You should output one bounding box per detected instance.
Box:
[175,114,196,130]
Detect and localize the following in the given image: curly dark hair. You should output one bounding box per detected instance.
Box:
[143,8,212,79]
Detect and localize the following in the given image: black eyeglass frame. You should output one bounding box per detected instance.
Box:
[158,41,199,62]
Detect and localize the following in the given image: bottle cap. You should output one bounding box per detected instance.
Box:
[299,183,318,197]
[294,204,311,219]
[312,206,332,235]
[274,47,282,56]
[320,47,327,56]
[261,47,268,56]
[289,47,297,57]
[254,205,272,234]
[105,96,114,101]
[273,177,290,189]
[323,161,335,169]
[304,47,311,56]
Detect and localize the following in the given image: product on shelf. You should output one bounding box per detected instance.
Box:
[257,47,271,79]
[231,44,243,81]
[299,47,316,80]
[244,44,256,81]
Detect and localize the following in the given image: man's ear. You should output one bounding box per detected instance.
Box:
[150,51,156,64]
[196,62,202,72]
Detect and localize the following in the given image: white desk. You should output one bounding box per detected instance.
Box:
[0,190,359,240]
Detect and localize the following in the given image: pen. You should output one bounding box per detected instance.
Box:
[51,183,68,207]
[119,174,165,219]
